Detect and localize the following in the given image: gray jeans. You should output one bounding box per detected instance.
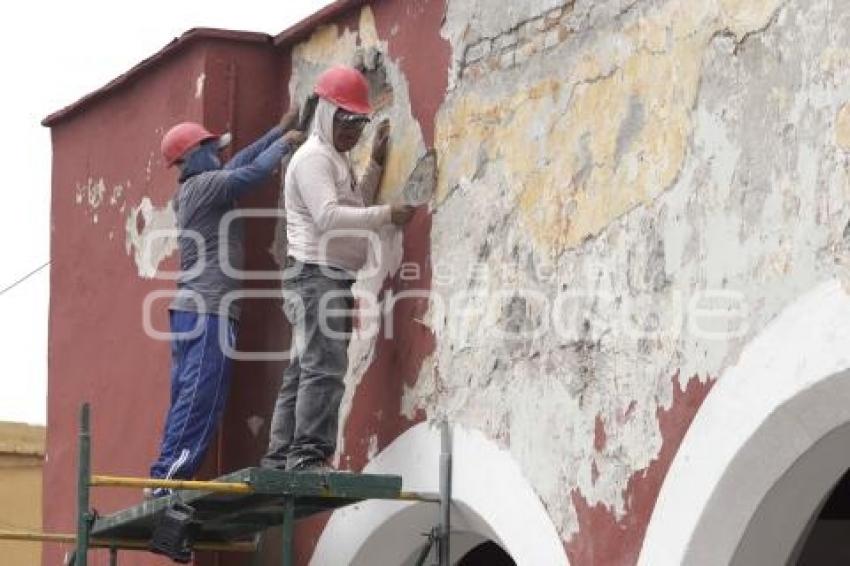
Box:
[262,259,354,469]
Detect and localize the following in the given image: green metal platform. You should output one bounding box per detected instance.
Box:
[70,403,447,566]
[91,467,403,544]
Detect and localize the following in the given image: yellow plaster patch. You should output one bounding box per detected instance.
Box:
[573,54,603,79]
[293,25,358,65]
[434,0,783,256]
[820,47,850,76]
[292,6,382,67]
[631,15,669,52]
[836,104,850,151]
[358,7,380,47]
[436,38,703,255]
[719,0,783,39]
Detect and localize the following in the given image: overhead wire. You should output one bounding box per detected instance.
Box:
[0,261,50,297]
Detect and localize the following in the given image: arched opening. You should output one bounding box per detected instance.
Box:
[727,417,850,565]
[310,423,566,566]
[638,280,850,566]
[790,469,850,563]
[457,541,516,566]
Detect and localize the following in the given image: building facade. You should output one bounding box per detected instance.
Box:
[43,0,850,564]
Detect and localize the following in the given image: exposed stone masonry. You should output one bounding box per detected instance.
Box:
[460,2,575,81]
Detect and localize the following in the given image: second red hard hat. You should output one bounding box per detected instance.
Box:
[314,65,373,115]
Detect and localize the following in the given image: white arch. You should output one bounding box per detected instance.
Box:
[638,279,850,565]
[310,422,568,566]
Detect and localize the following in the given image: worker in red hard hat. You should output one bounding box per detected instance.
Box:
[148,107,306,495]
[262,65,416,473]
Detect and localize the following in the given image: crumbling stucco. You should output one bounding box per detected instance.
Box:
[271,0,850,560]
[401,0,850,552]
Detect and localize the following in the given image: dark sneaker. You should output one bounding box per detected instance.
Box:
[143,487,173,500]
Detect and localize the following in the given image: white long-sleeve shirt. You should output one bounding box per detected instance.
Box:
[284,135,391,273]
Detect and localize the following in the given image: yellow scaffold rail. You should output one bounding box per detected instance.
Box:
[90,475,254,495]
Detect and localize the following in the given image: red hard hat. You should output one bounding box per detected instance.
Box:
[161,122,218,167]
[314,65,372,115]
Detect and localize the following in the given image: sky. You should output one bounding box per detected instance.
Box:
[0,0,335,425]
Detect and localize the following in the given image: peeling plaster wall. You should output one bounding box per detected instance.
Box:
[45,0,850,564]
[266,0,850,562]
[406,0,850,562]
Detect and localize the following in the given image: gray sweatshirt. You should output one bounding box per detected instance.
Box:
[170,127,293,320]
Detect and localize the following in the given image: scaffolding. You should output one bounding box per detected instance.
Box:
[1,403,453,566]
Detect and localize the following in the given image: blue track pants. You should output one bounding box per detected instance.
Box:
[150,310,236,480]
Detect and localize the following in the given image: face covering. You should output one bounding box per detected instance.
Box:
[179,141,221,182]
[311,97,358,185]
[312,97,339,149]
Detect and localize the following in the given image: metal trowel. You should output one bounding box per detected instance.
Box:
[401,149,437,206]
[298,93,319,132]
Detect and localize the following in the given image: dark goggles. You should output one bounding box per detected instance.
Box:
[334,111,370,130]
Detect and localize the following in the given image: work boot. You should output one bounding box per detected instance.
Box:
[288,458,335,474]
[259,456,288,471]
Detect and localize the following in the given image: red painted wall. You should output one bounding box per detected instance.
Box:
[567,374,715,565]
[45,37,282,566]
